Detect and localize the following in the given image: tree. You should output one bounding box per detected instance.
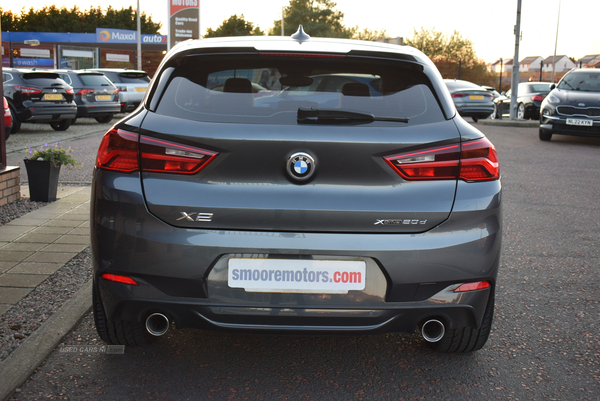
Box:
[0,5,161,33]
[271,0,354,38]
[204,14,264,38]
[353,27,388,41]
[405,27,477,62]
[405,27,495,85]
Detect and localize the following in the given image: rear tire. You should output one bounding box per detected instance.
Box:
[9,105,20,134]
[539,129,552,141]
[429,291,495,353]
[94,115,114,124]
[472,117,478,123]
[93,283,153,346]
[50,119,72,131]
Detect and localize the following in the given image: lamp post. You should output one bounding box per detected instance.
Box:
[137,0,142,71]
[509,0,522,120]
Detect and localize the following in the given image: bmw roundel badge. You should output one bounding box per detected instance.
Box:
[287,152,316,181]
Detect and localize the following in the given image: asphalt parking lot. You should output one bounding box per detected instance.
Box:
[2,119,600,400]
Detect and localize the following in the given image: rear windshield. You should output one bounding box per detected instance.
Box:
[154,54,445,126]
[444,80,483,91]
[118,73,150,84]
[22,73,67,86]
[558,71,600,92]
[524,83,552,92]
[79,74,114,86]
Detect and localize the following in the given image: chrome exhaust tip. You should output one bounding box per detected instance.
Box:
[145,313,170,336]
[421,319,445,343]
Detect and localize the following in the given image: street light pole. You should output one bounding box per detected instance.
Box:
[509,0,522,120]
[551,0,561,83]
[137,0,142,71]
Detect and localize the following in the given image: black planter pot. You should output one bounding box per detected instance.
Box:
[23,159,62,202]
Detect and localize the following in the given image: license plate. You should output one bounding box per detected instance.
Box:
[566,118,593,126]
[228,258,366,294]
[97,95,112,101]
[469,95,484,100]
[44,94,63,101]
[135,87,147,92]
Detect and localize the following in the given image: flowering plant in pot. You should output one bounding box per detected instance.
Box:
[24,142,79,202]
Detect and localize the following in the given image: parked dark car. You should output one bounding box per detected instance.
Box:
[3,97,12,139]
[89,68,150,112]
[481,85,501,100]
[491,82,552,120]
[539,68,600,141]
[2,68,76,134]
[54,70,121,124]
[91,30,502,353]
[443,79,494,122]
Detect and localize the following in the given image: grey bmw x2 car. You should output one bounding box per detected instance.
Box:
[91,27,502,353]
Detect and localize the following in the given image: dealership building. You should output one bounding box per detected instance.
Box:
[1,28,168,77]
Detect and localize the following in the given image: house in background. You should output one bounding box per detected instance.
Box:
[542,55,576,73]
[519,56,544,72]
[577,55,600,68]
[488,58,513,73]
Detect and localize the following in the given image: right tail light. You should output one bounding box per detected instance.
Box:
[384,138,499,182]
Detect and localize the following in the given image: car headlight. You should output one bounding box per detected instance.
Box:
[546,94,561,104]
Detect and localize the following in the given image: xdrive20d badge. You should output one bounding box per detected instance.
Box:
[91,26,502,353]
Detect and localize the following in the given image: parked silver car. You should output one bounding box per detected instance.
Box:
[444,79,495,122]
[91,28,502,353]
[89,68,150,112]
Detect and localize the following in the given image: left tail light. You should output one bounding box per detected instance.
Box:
[384,138,499,182]
[96,129,139,172]
[14,86,43,95]
[96,128,218,174]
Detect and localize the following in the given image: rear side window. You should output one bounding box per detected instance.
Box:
[154,54,444,126]
[79,74,114,86]
[119,73,150,84]
[59,74,73,85]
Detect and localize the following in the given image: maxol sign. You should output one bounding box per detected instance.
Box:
[96,28,167,44]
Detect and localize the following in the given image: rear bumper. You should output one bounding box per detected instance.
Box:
[119,92,145,112]
[97,277,492,334]
[76,104,121,117]
[91,170,502,335]
[18,103,77,122]
[456,106,494,119]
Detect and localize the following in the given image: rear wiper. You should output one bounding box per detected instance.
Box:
[297,107,409,124]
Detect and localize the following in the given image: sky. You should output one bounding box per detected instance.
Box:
[3,0,600,63]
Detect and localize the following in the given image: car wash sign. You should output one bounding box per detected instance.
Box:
[168,0,199,49]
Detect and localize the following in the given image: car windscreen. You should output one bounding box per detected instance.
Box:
[79,74,114,86]
[118,73,150,84]
[154,54,445,126]
[557,71,600,92]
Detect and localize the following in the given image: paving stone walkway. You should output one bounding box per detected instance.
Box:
[0,186,91,315]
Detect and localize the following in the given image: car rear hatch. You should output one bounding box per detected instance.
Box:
[21,72,73,104]
[77,73,119,104]
[120,52,473,234]
[118,72,149,94]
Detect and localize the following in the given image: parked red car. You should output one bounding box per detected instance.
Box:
[3,97,12,139]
